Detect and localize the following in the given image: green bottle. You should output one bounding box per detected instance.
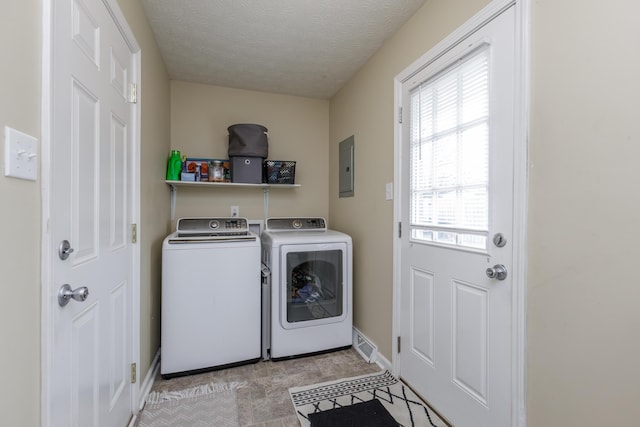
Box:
[166,150,182,180]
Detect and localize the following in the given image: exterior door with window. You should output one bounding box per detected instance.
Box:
[398,6,515,427]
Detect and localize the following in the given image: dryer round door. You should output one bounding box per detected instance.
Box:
[278,242,350,329]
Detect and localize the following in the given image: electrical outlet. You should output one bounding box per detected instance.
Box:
[231,206,239,217]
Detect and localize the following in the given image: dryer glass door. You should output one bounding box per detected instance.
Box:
[280,242,348,328]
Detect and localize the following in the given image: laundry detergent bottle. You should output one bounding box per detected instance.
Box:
[166,150,182,180]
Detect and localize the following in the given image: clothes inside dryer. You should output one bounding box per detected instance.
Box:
[287,250,343,322]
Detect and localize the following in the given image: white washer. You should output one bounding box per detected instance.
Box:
[261,217,352,360]
[162,217,261,377]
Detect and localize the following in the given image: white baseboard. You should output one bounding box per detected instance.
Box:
[128,348,160,427]
[139,348,161,410]
[374,350,392,372]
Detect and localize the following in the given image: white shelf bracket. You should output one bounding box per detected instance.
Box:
[170,184,177,221]
[263,187,269,219]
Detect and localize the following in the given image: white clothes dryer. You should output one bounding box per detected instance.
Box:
[261,217,352,360]
[162,217,261,378]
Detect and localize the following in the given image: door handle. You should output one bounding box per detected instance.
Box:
[486,264,507,281]
[58,284,89,307]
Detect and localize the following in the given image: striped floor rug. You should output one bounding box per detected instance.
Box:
[289,370,447,427]
[137,381,245,427]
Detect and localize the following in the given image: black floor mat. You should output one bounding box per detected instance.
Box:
[308,399,400,427]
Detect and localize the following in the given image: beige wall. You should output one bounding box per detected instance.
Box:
[329,0,490,360]
[116,0,171,380]
[170,81,330,221]
[0,1,41,425]
[331,0,640,425]
[527,0,640,425]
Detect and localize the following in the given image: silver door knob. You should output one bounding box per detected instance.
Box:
[486,264,507,280]
[58,284,89,307]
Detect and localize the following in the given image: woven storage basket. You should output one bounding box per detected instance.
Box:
[264,160,296,184]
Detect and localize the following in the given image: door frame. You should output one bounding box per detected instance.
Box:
[391,0,530,426]
[40,0,141,425]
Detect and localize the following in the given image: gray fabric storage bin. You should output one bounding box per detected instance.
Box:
[228,124,268,158]
[230,156,263,184]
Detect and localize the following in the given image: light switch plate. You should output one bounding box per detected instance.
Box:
[4,126,38,181]
[385,182,393,200]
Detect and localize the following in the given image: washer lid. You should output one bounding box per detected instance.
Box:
[265,217,327,232]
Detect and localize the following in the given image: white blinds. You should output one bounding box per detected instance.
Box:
[409,46,490,250]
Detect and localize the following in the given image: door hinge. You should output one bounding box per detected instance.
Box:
[131,224,137,243]
[397,336,401,354]
[398,106,403,123]
[130,363,137,383]
[128,83,137,104]
[398,222,402,238]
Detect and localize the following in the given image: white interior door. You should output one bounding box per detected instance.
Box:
[398,6,516,427]
[47,0,136,425]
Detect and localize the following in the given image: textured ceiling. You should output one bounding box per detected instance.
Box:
[139,0,426,99]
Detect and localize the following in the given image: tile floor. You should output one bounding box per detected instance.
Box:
[140,348,382,426]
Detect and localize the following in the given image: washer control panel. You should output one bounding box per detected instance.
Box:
[266,217,327,231]
[177,217,249,236]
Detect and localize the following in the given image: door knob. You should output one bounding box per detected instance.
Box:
[58,284,89,307]
[486,264,507,280]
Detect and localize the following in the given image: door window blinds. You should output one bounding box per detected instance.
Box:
[409,46,490,250]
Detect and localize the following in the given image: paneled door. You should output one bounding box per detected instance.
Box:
[398,5,516,427]
[47,0,137,425]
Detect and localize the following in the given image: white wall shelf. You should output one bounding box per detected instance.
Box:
[165,180,300,220]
